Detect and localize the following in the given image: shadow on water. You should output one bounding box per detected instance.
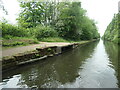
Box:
[1,41,99,88]
[103,41,120,88]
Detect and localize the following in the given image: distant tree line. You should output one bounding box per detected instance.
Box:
[103,13,120,44]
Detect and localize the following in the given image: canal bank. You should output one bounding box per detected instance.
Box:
[2,39,98,72]
[1,39,119,88]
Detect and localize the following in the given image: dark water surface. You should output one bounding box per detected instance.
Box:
[1,40,120,88]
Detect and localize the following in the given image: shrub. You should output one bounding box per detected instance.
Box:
[2,23,29,38]
[35,25,58,40]
[3,35,13,39]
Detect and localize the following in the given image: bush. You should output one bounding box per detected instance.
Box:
[3,35,13,39]
[2,23,29,38]
[35,25,58,40]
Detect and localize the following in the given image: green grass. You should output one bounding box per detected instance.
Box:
[40,37,69,42]
[2,36,97,49]
[40,37,96,44]
[2,37,39,47]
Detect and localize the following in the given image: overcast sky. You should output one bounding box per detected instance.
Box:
[0,0,119,36]
[80,0,119,36]
[0,0,20,23]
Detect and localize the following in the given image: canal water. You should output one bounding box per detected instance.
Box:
[1,40,120,88]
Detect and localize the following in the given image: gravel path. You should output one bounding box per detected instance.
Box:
[2,42,71,57]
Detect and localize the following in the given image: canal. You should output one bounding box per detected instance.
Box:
[1,40,120,88]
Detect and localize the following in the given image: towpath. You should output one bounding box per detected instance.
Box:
[2,42,72,57]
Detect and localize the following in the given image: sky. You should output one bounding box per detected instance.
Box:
[80,0,119,36]
[0,0,119,36]
[0,0,20,23]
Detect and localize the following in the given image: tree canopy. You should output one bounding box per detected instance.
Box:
[16,1,100,41]
[103,13,120,44]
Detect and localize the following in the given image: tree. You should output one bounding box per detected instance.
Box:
[17,1,100,41]
[17,1,58,28]
[103,13,119,44]
[55,2,85,40]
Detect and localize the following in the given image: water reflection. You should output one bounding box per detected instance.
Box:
[1,40,119,88]
[60,40,118,88]
[104,41,119,87]
[2,41,98,88]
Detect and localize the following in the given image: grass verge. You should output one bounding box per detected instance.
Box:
[2,37,39,47]
[2,37,97,48]
[40,37,69,42]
